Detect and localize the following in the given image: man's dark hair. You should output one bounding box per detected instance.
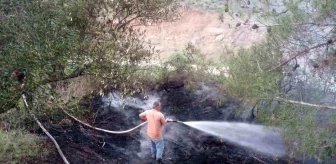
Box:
[153,101,161,108]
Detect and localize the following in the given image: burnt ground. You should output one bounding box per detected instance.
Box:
[30,84,301,164]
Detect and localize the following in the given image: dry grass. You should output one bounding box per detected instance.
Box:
[55,75,99,103]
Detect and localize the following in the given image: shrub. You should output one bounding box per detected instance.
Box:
[0,129,44,164]
[219,42,281,99]
[132,44,217,91]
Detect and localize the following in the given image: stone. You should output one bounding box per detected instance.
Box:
[205,27,224,35]
[215,34,225,41]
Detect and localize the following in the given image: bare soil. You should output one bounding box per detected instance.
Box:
[137,5,265,60]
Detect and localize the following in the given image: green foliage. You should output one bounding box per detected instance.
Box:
[220,42,281,99]
[0,108,35,131]
[0,0,334,162]
[0,1,179,162]
[257,102,336,162]
[127,44,216,93]
[216,0,336,161]
[0,129,43,164]
[158,45,215,87]
[0,0,179,114]
[166,45,216,88]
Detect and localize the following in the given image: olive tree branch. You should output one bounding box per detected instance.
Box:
[41,64,91,84]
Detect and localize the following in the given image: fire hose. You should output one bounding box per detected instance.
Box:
[62,109,182,134]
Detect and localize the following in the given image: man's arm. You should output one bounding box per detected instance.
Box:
[160,114,167,125]
[139,111,147,121]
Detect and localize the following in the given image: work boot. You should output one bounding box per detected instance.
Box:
[156,158,163,164]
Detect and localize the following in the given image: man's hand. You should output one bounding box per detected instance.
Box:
[166,118,173,122]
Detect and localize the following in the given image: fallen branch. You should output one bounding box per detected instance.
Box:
[59,106,147,134]
[268,40,335,72]
[22,95,70,164]
[258,22,336,28]
[274,97,336,110]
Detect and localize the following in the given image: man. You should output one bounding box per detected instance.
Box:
[139,101,172,164]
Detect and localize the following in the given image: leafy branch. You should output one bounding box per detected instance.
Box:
[268,40,335,72]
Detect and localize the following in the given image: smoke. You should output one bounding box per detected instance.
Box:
[96,84,287,163]
[137,127,150,158]
[98,91,195,162]
[135,121,198,163]
[193,82,222,103]
[99,90,185,162]
[101,91,161,110]
[100,91,161,124]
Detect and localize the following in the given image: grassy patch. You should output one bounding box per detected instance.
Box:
[0,129,44,164]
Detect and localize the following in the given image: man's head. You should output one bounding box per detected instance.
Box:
[153,101,161,111]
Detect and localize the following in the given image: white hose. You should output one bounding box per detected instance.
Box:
[22,95,70,164]
[63,110,147,134]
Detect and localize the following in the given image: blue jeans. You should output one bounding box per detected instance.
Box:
[150,136,164,160]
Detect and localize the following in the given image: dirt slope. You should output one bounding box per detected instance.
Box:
[138,5,266,60]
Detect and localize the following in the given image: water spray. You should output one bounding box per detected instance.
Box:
[167,120,285,156]
[182,121,286,157]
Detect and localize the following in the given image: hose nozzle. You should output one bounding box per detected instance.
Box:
[167,119,182,123]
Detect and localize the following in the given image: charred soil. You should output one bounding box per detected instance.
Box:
[33,83,300,164]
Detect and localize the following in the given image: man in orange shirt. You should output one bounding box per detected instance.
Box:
[139,101,172,164]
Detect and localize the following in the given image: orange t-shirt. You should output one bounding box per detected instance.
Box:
[139,109,166,139]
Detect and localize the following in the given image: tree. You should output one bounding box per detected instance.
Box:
[0,0,179,113]
[220,0,336,162]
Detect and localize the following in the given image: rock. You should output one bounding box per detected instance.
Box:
[252,24,259,29]
[205,27,224,35]
[236,22,241,27]
[215,34,225,41]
